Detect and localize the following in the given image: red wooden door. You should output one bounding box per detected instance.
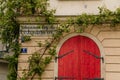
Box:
[58,35,101,80]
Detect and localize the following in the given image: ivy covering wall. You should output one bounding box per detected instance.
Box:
[0,0,120,80]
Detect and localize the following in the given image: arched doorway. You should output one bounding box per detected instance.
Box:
[56,35,103,80]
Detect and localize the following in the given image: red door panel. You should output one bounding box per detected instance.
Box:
[58,35,101,80]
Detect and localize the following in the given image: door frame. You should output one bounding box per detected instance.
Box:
[54,33,105,79]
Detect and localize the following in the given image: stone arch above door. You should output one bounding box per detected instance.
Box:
[55,33,105,80]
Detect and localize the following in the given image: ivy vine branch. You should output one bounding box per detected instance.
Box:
[0,0,55,80]
[19,24,70,80]
[18,6,120,79]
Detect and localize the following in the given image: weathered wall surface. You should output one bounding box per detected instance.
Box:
[18,36,55,80]
[49,0,120,15]
[18,22,120,80]
[92,26,120,80]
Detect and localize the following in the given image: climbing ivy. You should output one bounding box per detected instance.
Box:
[1,0,120,80]
[0,0,20,80]
[0,0,55,80]
[67,7,120,31]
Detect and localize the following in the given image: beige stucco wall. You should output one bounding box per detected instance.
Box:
[18,23,120,80]
[18,36,55,80]
[87,26,120,80]
[49,0,120,15]
[94,26,120,80]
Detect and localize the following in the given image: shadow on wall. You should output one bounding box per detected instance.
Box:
[0,62,8,80]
